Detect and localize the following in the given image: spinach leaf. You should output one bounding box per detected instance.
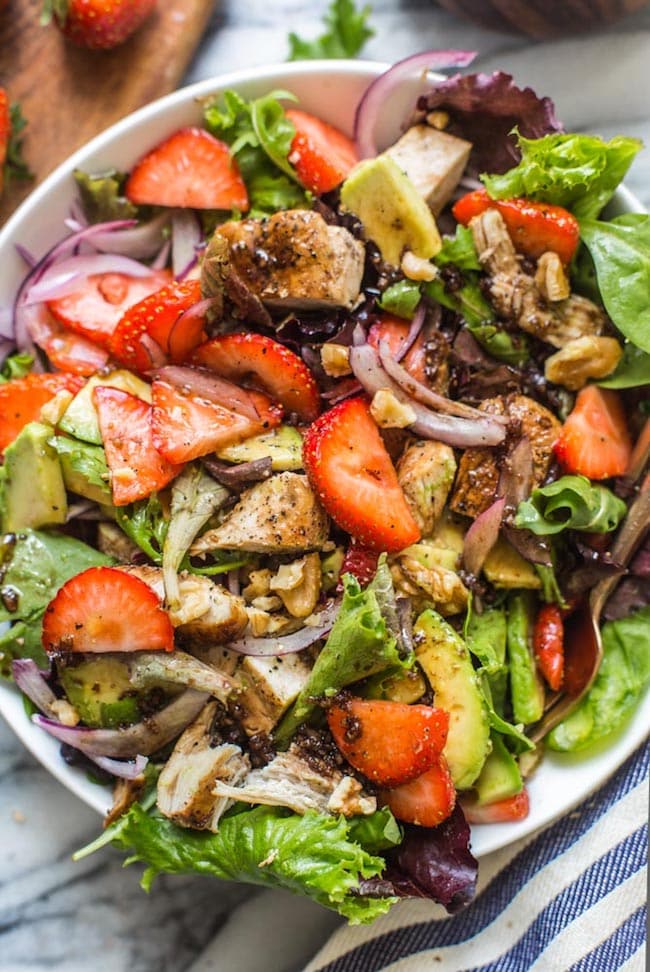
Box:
[598,342,650,389]
[515,475,627,536]
[288,0,374,61]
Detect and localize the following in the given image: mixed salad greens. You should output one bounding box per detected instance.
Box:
[0,53,649,923]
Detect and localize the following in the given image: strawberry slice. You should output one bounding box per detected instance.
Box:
[48,269,171,347]
[554,385,632,480]
[463,788,530,825]
[193,333,320,424]
[286,108,359,195]
[0,373,85,453]
[338,544,379,589]
[380,757,456,828]
[368,313,427,384]
[125,127,249,211]
[151,376,282,465]
[327,698,449,788]
[302,397,421,552]
[42,566,174,654]
[94,386,182,505]
[108,278,206,373]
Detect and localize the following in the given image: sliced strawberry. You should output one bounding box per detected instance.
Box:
[286,108,359,195]
[48,269,171,347]
[380,757,456,828]
[0,373,85,453]
[42,566,174,654]
[151,376,282,465]
[368,313,427,384]
[327,698,449,788]
[125,127,249,211]
[338,544,379,589]
[463,788,530,825]
[94,386,182,505]
[554,385,632,480]
[18,303,110,376]
[108,278,206,373]
[533,603,564,692]
[302,397,421,552]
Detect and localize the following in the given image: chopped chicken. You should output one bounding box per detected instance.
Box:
[450,395,561,519]
[119,565,248,647]
[157,701,251,831]
[385,124,472,214]
[237,652,312,735]
[105,774,146,828]
[471,208,607,348]
[395,555,469,616]
[191,473,330,555]
[397,440,457,537]
[544,335,623,391]
[212,747,376,817]
[128,649,239,704]
[216,209,364,310]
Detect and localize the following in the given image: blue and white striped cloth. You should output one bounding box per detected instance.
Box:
[305,745,648,972]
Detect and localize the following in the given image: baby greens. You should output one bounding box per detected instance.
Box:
[515,475,627,536]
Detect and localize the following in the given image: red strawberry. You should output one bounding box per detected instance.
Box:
[193,333,320,424]
[554,385,632,480]
[463,788,530,825]
[151,375,282,465]
[368,313,428,384]
[94,386,182,505]
[302,397,421,552]
[125,127,249,211]
[48,269,171,348]
[338,544,379,589]
[108,278,205,373]
[42,566,174,654]
[0,373,85,453]
[380,757,456,828]
[43,0,155,51]
[286,108,359,195]
[0,92,31,194]
[327,698,449,788]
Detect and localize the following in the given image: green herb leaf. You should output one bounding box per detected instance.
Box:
[435,226,482,272]
[287,0,374,61]
[4,103,33,184]
[115,494,168,564]
[515,475,627,536]
[0,353,33,383]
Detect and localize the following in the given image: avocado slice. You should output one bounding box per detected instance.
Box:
[58,369,152,445]
[483,536,541,589]
[215,425,303,471]
[506,593,545,726]
[415,609,491,789]
[58,656,140,729]
[475,732,523,806]
[53,436,112,505]
[340,155,442,266]
[1,421,67,532]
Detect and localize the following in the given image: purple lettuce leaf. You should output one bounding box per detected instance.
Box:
[416,71,563,176]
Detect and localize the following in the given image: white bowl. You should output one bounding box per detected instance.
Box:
[0,59,647,858]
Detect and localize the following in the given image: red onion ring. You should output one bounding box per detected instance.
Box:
[463,497,506,575]
[394,301,425,362]
[25,253,156,305]
[354,50,477,158]
[228,599,340,657]
[172,209,203,280]
[153,365,262,422]
[12,659,57,716]
[88,212,170,260]
[89,754,149,780]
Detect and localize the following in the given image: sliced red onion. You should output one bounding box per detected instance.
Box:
[32,689,209,757]
[394,301,425,362]
[88,212,170,259]
[321,378,362,403]
[463,497,506,575]
[378,340,508,425]
[15,243,37,267]
[90,754,148,780]
[12,658,57,717]
[25,253,155,305]
[352,323,367,346]
[203,455,273,491]
[228,600,340,657]
[354,50,477,158]
[227,568,241,597]
[153,365,262,421]
[0,309,13,341]
[349,343,506,447]
[171,209,203,280]
[151,239,171,270]
[499,437,534,513]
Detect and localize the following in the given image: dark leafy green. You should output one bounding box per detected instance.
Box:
[73,169,138,222]
[287,0,374,61]
[115,494,168,564]
[598,343,650,389]
[515,475,627,536]
[482,132,641,220]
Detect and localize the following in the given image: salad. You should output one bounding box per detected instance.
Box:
[0,52,649,923]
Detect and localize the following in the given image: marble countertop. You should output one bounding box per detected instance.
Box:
[1,2,649,970]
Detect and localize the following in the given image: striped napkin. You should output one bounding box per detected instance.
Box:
[305,744,648,972]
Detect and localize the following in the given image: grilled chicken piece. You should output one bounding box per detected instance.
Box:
[471,208,607,349]
[191,472,330,555]
[216,209,364,311]
[384,124,472,215]
[119,565,248,647]
[105,774,146,828]
[450,394,561,519]
[397,440,457,538]
[212,747,376,817]
[236,652,312,735]
[157,701,250,831]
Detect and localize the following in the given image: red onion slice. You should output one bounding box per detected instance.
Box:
[90,754,149,780]
[89,212,170,259]
[394,301,425,362]
[354,50,477,158]
[32,689,209,757]
[25,253,156,305]
[12,659,57,716]
[228,600,340,656]
[172,209,203,280]
[154,365,262,421]
[463,496,506,575]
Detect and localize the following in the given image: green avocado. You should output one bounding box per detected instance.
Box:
[53,436,112,505]
[58,369,152,445]
[1,422,67,532]
[415,609,491,790]
[59,656,140,729]
[475,733,523,806]
[340,155,442,266]
[216,425,304,471]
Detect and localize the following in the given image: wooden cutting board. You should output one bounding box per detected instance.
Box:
[0,0,216,225]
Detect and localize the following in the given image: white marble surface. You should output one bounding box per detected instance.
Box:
[1,2,650,970]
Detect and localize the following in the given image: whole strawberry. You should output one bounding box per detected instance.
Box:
[41,0,156,50]
[0,89,32,196]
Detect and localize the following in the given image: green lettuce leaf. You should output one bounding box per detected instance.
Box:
[482,132,642,220]
[548,606,650,752]
[288,0,374,61]
[515,475,627,536]
[0,353,33,383]
[115,494,168,564]
[598,343,650,389]
[73,168,138,222]
[435,225,482,272]
[378,279,421,319]
[108,803,396,923]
